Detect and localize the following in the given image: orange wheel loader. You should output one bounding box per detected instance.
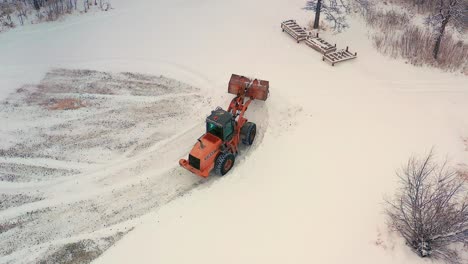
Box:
[179,74,269,177]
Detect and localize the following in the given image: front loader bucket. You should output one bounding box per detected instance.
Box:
[228,74,269,101]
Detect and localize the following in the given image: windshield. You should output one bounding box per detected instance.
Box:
[207,122,223,139]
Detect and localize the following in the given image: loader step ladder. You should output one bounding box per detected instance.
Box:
[305,33,337,54]
[281,20,308,43]
[322,47,358,66]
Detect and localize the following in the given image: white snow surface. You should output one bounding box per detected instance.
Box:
[0,0,466,263]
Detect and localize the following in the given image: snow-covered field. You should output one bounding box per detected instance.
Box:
[0,0,467,263]
[0,69,217,262]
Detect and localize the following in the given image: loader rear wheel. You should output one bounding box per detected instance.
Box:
[215,152,235,176]
[241,122,256,145]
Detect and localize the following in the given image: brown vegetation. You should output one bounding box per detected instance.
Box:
[46,98,86,110]
[372,25,468,71]
[459,169,468,181]
[390,0,446,14]
[358,1,468,72]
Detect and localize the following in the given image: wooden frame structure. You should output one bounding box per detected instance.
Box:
[322,46,358,66]
[305,33,337,54]
[281,20,308,43]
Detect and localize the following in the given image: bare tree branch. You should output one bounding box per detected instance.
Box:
[425,0,467,59]
[386,150,468,264]
[303,0,352,32]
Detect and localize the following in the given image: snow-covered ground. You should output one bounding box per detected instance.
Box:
[0,0,467,263]
[0,69,222,262]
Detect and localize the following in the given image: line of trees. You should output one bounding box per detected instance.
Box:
[304,0,467,62]
[0,0,110,30]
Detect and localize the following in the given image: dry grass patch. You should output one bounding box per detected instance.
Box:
[360,5,468,72]
[459,170,468,181]
[46,98,86,110]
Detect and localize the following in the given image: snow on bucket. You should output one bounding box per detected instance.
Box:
[228,74,269,101]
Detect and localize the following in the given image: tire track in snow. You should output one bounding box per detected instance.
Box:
[0,69,270,263]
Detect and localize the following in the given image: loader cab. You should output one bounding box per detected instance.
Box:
[206,108,234,142]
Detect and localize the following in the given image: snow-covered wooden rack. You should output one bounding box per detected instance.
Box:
[305,33,336,54]
[281,20,308,43]
[322,47,358,66]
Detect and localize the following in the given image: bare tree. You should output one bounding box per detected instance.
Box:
[15,1,27,25]
[304,0,351,32]
[0,2,15,28]
[84,0,89,12]
[352,0,372,14]
[98,0,110,11]
[386,151,468,264]
[312,0,322,29]
[426,0,467,59]
[33,0,41,10]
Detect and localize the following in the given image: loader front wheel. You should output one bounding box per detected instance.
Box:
[241,122,256,145]
[215,152,235,176]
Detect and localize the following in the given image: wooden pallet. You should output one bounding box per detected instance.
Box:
[281,20,308,43]
[322,47,357,66]
[305,33,337,54]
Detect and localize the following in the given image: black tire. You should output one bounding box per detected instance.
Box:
[240,122,256,145]
[215,152,235,176]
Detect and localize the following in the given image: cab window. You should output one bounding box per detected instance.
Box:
[224,121,234,140]
[207,122,223,139]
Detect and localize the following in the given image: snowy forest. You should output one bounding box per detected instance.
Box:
[304,0,468,71]
[0,0,110,31]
